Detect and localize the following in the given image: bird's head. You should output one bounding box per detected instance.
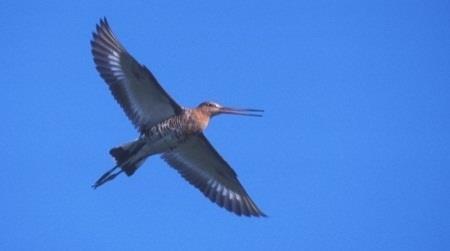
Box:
[197,101,264,118]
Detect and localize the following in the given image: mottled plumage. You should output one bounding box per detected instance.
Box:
[91,18,265,217]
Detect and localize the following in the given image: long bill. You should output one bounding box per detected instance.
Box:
[219,107,264,117]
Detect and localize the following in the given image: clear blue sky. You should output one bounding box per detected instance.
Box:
[1,1,449,250]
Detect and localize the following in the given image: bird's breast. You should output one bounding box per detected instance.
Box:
[140,111,210,154]
[143,111,205,140]
[189,109,210,131]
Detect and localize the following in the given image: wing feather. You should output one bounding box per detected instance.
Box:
[161,134,265,217]
[91,18,182,131]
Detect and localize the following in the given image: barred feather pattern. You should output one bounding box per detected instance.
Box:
[142,109,201,141]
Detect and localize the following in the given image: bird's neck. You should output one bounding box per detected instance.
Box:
[188,109,210,132]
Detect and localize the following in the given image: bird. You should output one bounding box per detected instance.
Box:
[90,18,266,217]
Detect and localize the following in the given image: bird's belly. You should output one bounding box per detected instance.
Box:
[144,130,186,154]
[143,114,200,154]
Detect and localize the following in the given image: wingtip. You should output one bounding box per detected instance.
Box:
[249,209,268,218]
[258,212,268,218]
[100,16,108,25]
[95,17,110,33]
[235,210,267,218]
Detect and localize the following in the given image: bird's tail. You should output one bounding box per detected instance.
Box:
[92,139,147,189]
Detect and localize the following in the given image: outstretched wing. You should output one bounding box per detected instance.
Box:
[161,134,265,217]
[91,18,182,131]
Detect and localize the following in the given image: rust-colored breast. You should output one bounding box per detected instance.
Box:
[189,109,210,132]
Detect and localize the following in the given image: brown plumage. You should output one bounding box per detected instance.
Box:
[91,18,265,217]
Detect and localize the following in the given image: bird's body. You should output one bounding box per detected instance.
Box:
[109,108,208,176]
[91,18,265,217]
[143,108,209,140]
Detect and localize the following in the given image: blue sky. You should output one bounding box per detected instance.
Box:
[1,1,449,250]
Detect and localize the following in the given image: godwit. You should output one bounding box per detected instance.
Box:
[91,18,265,217]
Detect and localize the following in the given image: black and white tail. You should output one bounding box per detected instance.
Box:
[92,140,147,189]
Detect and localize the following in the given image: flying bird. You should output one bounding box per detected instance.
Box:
[91,18,265,217]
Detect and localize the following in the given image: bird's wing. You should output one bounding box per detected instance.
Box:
[161,133,265,217]
[91,18,182,131]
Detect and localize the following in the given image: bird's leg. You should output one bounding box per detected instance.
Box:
[92,166,123,189]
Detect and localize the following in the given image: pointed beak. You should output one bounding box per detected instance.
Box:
[218,107,264,117]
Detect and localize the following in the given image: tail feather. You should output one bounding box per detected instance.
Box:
[92,139,147,188]
[109,140,146,176]
[109,147,129,166]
